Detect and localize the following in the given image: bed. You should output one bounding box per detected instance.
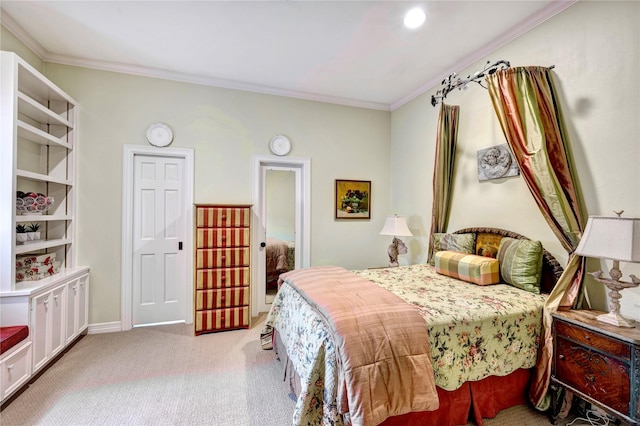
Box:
[266,238,295,290]
[261,227,564,426]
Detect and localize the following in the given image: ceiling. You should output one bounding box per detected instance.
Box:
[0,1,576,111]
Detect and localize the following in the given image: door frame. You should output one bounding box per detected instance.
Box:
[252,155,311,316]
[121,145,194,331]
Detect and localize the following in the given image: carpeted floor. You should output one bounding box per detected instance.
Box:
[1,316,572,425]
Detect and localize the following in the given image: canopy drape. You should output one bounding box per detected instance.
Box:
[427,103,459,262]
[486,66,587,408]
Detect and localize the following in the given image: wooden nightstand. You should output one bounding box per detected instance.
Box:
[551,310,640,425]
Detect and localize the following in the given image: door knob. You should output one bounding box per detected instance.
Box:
[260,242,266,248]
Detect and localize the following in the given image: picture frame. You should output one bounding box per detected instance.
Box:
[335,179,371,219]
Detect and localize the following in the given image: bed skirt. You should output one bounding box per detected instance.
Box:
[274,331,531,426]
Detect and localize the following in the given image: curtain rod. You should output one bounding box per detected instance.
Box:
[430,61,556,107]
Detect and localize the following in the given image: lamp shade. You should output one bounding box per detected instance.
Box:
[575,216,640,262]
[380,215,413,237]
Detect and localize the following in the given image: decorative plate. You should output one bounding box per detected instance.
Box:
[269,134,291,156]
[146,123,174,147]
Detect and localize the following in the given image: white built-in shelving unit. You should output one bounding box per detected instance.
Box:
[0,51,90,403]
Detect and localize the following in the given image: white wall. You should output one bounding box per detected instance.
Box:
[32,64,391,324]
[391,1,640,320]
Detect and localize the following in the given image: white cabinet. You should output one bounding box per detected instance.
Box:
[31,284,66,373]
[0,268,89,403]
[65,273,89,343]
[0,341,32,402]
[0,51,90,403]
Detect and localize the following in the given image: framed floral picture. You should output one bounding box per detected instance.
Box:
[335,179,371,219]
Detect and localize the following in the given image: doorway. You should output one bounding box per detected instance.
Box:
[121,146,194,331]
[252,155,310,316]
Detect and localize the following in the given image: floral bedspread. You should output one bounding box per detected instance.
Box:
[261,264,548,425]
[263,281,344,425]
[354,264,547,390]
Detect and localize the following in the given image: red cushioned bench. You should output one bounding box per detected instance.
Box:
[0,326,29,354]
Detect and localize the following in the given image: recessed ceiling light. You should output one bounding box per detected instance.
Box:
[404,8,426,29]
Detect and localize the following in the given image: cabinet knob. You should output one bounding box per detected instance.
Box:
[558,354,565,360]
[54,295,59,301]
[584,334,590,340]
[7,364,14,370]
[43,299,49,306]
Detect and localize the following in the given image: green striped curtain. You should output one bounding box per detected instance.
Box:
[487,66,587,409]
[428,103,459,263]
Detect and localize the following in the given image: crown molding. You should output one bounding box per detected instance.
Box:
[1,9,47,58]
[389,0,579,111]
[2,7,390,111]
[43,53,391,111]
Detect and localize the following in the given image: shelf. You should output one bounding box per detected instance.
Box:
[17,92,74,128]
[16,169,72,186]
[17,120,72,149]
[1,266,90,297]
[15,215,72,223]
[16,59,76,107]
[15,238,71,255]
[2,51,79,294]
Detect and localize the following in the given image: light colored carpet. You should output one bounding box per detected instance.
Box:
[1,316,562,425]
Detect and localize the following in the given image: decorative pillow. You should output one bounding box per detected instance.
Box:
[430,232,476,265]
[475,233,503,258]
[497,237,543,294]
[434,251,500,285]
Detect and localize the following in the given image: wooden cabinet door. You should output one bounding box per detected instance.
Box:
[49,285,65,359]
[31,292,49,372]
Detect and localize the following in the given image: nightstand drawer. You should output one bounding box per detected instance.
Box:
[555,320,630,360]
[555,336,630,415]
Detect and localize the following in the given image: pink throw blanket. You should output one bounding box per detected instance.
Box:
[280,266,439,426]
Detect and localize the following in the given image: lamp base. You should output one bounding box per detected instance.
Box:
[597,311,636,328]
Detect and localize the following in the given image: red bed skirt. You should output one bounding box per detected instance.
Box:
[274,330,532,426]
[380,368,531,426]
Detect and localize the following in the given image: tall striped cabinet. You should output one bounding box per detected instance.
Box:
[194,204,252,335]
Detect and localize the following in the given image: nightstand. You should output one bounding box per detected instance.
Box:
[551,310,640,425]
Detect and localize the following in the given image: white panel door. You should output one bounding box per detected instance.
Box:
[132,154,186,326]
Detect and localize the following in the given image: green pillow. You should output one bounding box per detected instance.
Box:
[430,233,476,265]
[497,237,543,293]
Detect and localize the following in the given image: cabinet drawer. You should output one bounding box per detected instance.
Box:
[196,228,250,248]
[196,207,250,228]
[555,336,630,415]
[196,267,250,289]
[555,320,630,360]
[196,248,250,268]
[1,341,32,401]
[195,307,249,334]
[196,287,249,310]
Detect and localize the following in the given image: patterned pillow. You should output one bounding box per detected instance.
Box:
[434,251,500,285]
[430,232,476,265]
[497,237,543,294]
[475,233,503,258]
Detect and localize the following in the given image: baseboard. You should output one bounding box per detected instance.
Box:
[87,321,122,334]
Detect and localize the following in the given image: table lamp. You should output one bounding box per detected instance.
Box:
[574,214,640,327]
[380,215,413,267]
